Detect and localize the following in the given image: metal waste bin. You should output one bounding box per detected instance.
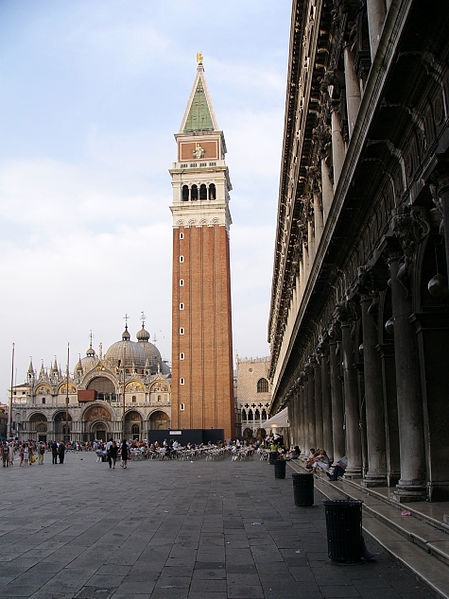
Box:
[269,451,278,465]
[274,459,286,479]
[292,472,314,506]
[323,499,363,562]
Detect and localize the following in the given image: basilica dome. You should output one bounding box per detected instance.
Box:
[80,344,98,372]
[136,324,170,375]
[104,325,147,370]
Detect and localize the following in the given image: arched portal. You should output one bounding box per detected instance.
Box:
[54,411,72,442]
[83,404,112,442]
[125,410,142,441]
[149,410,170,430]
[29,412,48,442]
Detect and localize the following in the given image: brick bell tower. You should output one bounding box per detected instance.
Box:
[169,54,235,441]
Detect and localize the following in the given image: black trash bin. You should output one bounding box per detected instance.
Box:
[323,499,363,562]
[274,459,286,479]
[292,472,314,506]
[269,451,278,465]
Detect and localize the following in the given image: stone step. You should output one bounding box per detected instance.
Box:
[287,462,449,598]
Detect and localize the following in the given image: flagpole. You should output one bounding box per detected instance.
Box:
[9,343,15,440]
[65,342,70,441]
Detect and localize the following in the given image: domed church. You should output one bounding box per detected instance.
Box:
[10,317,171,443]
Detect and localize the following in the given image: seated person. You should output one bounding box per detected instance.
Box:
[305,448,319,470]
[311,449,331,473]
[286,445,300,460]
[327,456,347,480]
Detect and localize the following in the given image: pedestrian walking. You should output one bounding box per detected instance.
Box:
[108,441,118,469]
[59,442,66,464]
[38,442,45,465]
[121,440,129,468]
[51,442,58,464]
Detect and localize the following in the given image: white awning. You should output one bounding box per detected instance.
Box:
[264,407,289,428]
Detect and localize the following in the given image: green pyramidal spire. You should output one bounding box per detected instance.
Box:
[181,56,218,133]
[184,80,214,131]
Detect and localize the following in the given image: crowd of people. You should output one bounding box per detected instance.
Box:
[0,439,58,466]
[1,437,347,479]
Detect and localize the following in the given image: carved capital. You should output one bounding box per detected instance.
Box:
[392,205,430,259]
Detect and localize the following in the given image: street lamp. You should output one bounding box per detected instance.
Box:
[65,343,70,442]
[8,342,15,440]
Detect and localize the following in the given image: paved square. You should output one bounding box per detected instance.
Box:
[0,452,435,598]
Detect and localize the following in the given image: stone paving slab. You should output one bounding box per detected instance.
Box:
[0,452,439,598]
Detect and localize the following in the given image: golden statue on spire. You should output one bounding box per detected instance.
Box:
[196,52,203,65]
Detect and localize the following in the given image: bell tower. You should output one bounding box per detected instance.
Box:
[169,54,235,440]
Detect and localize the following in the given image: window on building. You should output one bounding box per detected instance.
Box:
[248,410,253,421]
[179,327,184,335]
[42,398,46,404]
[180,403,185,411]
[179,303,184,310]
[209,183,216,200]
[182,185,189,201]
[180,352,185,360]
[191,184,198,201]
[200,183,207,200]
[180,377,185,385]
[179,255,184,263]
[257,378,269,393]
[179,232,184,239]
[179,279,184,286]
[132,395,136,403]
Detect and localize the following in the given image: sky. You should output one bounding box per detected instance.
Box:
[0,0,291,397]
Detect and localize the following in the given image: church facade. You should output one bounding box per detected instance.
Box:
[269,0,449,501]
[10,320,171,443]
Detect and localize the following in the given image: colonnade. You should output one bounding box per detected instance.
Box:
[286,199,449,502]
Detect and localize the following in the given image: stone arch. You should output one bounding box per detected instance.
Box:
[54,410,72,442]
[126,380,144,392]
[242,427,253,440]
[29,412,48,440]
[35,385,51,395]
[148,410,170,430]
[82,403,113,442]
[58,382,77,395]
[125,409,143,441]
[85,376,117,402]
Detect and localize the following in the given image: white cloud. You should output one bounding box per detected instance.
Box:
[0,0,290,396]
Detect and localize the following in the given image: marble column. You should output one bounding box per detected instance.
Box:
[313,189,324,244]
[343,45,361,138]
[305,364,316,450]
[360,292,387,486]
[328,326,345,461]
[337,303,362,478]
[312,356,323,449]
[319,340,333,456]
[298,375,307,452]
[366,0,386,60]
[321,158,333,222]
[385,241,426,501]
[430,169,449,286]
[331,107,345,189]
[377,341,400,486]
